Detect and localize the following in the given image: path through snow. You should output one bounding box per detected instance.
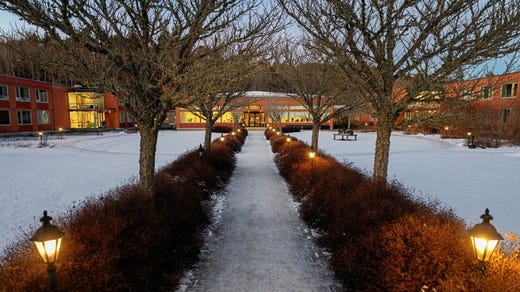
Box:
[179,131,340,291]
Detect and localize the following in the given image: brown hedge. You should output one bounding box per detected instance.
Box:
[0,133,245,291]
[266,132,519,291]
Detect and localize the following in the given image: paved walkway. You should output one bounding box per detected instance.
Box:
[179,131,340,292]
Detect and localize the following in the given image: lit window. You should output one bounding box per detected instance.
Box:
[461,89,474,101]
[37,110,50,124]
[479,86,492,100]
[0,110,10,125]
[16,87,30,102]
[0,85,8,100]
[36,89,49,103]
[17,110,32,124]
[501,83,517,98]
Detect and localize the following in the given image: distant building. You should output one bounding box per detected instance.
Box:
[3,71,518,135]
[0,75,133,134]
[0,75,69,133]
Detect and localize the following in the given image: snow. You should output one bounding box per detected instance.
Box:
[1,129,519,255]
[290,130,520,237]
[0,131,214,251]
[179,132,340,291]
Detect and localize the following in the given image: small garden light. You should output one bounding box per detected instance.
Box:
[31,211,65,291]
[38,131,44,145]
[237,129,241,133]
[231,131,236,136]
[309,151,316,168]
[286,137,291,143]
[468,208,503,267]
[58,128,63,139]
[198,144,204,159]
[220,134,225,143]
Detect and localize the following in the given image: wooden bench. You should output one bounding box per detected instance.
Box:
[333,132,357,141]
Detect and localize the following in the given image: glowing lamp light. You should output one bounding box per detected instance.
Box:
[237,129,241,132]
[31,211,64,264]
[231,131,236,136]
[467,132,472,136]
[220,134,225,142]
[309,151,316,159]
[276,131,280,135]
[468,208,503,263]
[286,137,291,143]
[31,211,65,290]
[444,126,449,131]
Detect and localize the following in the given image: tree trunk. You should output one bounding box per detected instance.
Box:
[204,118,213,150]
[373,116,393,184]
[139,124,159,195]
[311,121,320,150]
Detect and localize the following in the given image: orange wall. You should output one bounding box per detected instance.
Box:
[0,75,68,133]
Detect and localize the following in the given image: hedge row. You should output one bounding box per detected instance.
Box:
[0,129,248,291]
[266,130,520,291]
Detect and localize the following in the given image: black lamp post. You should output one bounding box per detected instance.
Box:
[468,208,503,270]
[467,132,476,148]
[198,144,204,160]
[31,211,65,291]
[38,131,44,146]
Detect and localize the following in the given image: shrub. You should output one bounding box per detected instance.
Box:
[281,125,301,133]
[211,125,232,133]
[0,135,245,291]
[268,136,520,291]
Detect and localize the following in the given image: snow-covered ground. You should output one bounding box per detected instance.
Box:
[1,129,518,252]
[0,130,216,251]
[291,130,520,237]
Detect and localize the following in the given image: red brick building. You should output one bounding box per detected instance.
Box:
[0,75,133,134]
[0,75,69,133]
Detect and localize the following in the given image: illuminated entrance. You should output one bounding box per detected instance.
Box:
[68,87,108,128]
[242,111,266,127]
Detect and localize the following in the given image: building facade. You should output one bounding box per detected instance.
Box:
[0,75,132,134]
[0,75,69,133]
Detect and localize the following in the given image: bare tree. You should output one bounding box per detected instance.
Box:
[178,51,254,149]
[279,0,520,183]
[263,97,287,132]
[274,43,362,150]
[1,0,283,194]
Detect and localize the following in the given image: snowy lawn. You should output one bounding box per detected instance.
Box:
[0,130,215,251]
[290,130,520,238]
[1,129,519,252]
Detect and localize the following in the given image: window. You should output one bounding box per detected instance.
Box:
[126,112,133,122]
[501,83,517,98]
[0,85,8,100]
[461,89,474,101]
[119,112,126,123]
[36,89,49,103]
[0,110,10,125]
[37,110,50,124]
[479,86,493,100]
[17,110,32,124]
[500,108,512,123]
[15,86,30,102]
